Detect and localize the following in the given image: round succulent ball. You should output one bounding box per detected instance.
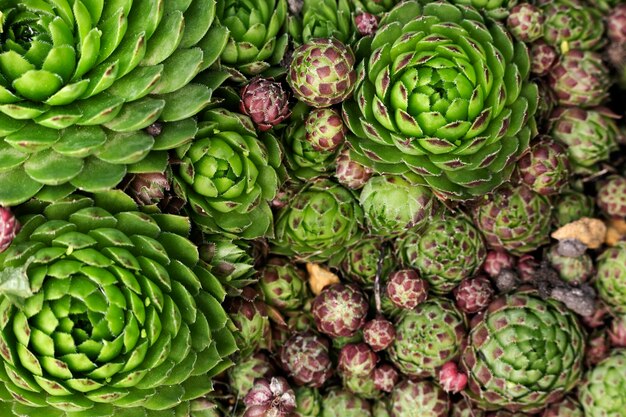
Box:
[546,244,594,285]
[390,379,450,417]
[280,332,333,387]
[507,3,545,42]
[355,12,379,36]
[552,190,596,228]
[597,175,626,219]
[338,343,379,376]
[294,387,323,417]
[517,138,570,196]
[400,214,486,294]
[453,275,495,314]
[342,373,381,400]
[530,41,558,76]
[472,184,551,256]
[240,77,291,131]
[243,377,296,417]
[374,364,400,393]
[385,269,429,310]
[288,38,357,108]
[311,283,369,337]
[541,0,605,51]
[609,314,626,347]
[364,317,397,352]
[595,243,626,313]
[0,206,19,253]
[228,289,270,357]
[335,145,374,189]
[579,350,626,417]
[542,397,584,417]
[360,175,439,238]
[483,250,516,279]
[322,389,372,417]
[304,108,347,152]
[228,352,275,397]
[608,4,626,42]
[340,238,394,287]
[259,258,308,311]
[389,298,466,378]
[461,290,586,413]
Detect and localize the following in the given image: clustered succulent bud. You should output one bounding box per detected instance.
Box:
[385,269,429,310]
[244,377,297,417]
[363,317,397,352]
[312,283,369,337]
[0,206,19,253]
[240,78,292,131]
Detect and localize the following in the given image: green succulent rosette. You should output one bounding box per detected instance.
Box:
[399,213,486,294]
[552,189,595,228]
[448,0,518,19]
[322,389,372,417]
[283,118,338,180]
[0,0,229,206]
[217,0,288,80]
[172,108,284,240]
[579,350,626,417]
[390,379,450,417]
[0,191,237,417]
[288,0,353,45]
[352,0,399,15]
[389,297,466,378]
[338,237,394,287]
[595,243,626,313]
[540,0,605,52]
[294,386,323,417]
[271,179,364,262]
[461,289,585,413]
[343,1,538,201]
[199,239,257,296]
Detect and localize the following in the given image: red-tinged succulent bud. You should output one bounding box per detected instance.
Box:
[483,250,516,279]
[453,276,495,314]
[608,4,626,43]
[355,12,379,36]
[517,138,570,196]
[581,302,610,328]
[530,41,558,76]
[609,315,626,347]
[374,364,400,393]
[280,332,333,387]
[363,317,396,352]
[0,207,19,253]
[244,377,296,417]
[507,4,545,43]
[128,172,170,206]
[385,269,428,310]
[335,145,374,190]
[517,254,540,282]
[338,343,379,376]
[585,330,610,367]
[311,283,368,337]
[597,175,626,219]
[439,362,468,394]
[541,397,584,417]
[240,78,291,131]
[304,108,347,152]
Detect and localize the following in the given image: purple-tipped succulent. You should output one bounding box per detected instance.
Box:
[608,4,626,43]
[335,145,374,190]
[228,288,270,357]
[243,377,296,417]
[483,250,516,279]
[338,343,379,376]
[385,269,428,310]
[127,172,170,206]
[531,41,558,76]
[609,315,626,347]
[0,207,19,253]
[597,175,626,219]
[507,4,545,42]
[390,380,450,417]
[240,77,291,131]
[517,138,570,196]
[280,332,333,387]
[304,108,347,152]
[439,361,468,394]
[288,38,357,108]
[374,364,400,393]
[311,283,368,337]
[363,317,396,352]
[355,12,379,36]
[453,276,495,314]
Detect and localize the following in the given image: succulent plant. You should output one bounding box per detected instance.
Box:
[530,41,558,76]
[374,364,400,393]
[390,379,450,417]
[542,397,584,417]
[373,400,392,417]
[0,206,19,253]
[271,179,363,262]
[239,78,291,132]
[280,332,333,388]
[342,372,381,400]
[399,214,486,294]
[610,315,626,347]
[517,138,570,196]
[579,350,626,417]
[126,172,170,206]
[339,238,394,287]
[608,4,626,43]
[217,0,288,79]
[451,397,486,417]
[472,184,551,256]
[552,190,596,228]
[546,244,594,285]
[360,175,439,238]
[597,175,626,219]
[352,0,400,15]
[483,250,516,279]
[385,269,429,311]
[200,238,258,294]
[294,386,323,417]
[322,389,372,417]
[550,107,619,173]
[0,191,237,416]
[335,144,374,190]
[288,38,357,108]
[228,288,271,357]
[439,361,468,394]
[507,4,545,43]
[282,118,338,180]
[548,50,612,108]
[453,275,495,314]
[338,343,378,376]
[243,377,296,417]
[354,12,380,36]
[461,290,586,413]
[342,0,538,201]
[0,0,228,207]
[595,243,626,313]
[304,108,347,152]
[311,283,368,338]
[585,330,610,367]
[389,298,466,378]
[363,317,396,352]
[228,352,275,397]
[540,0,605,51]
[288,0,353,45]
[173,108,284,239]
[259,258,308,311]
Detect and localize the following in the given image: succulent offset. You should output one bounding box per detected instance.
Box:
[595,243,626,313]
[578,350,626,417]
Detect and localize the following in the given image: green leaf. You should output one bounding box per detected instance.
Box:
[106,65,163,101]
[151,48,204,95]
[96,130,154,164]
[69,157,126,192]
[157,84,212,122]
[142,11,185,66]
[180,0,215,48]
[0,51,36,82]
[23,149,84,185]
[0,169,44,206]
